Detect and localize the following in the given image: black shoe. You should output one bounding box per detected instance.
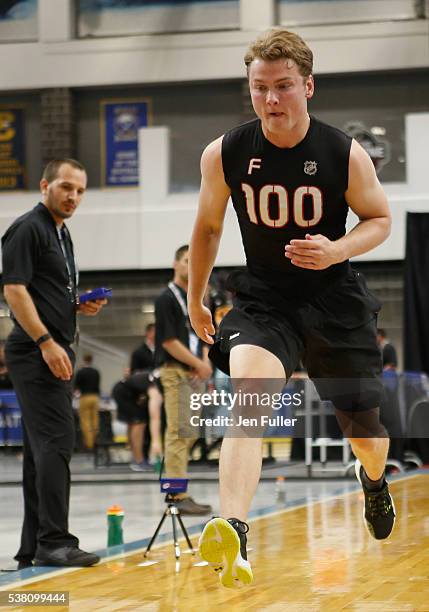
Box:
[165,494,212,515]
[199,517,253,588]
[355,460,396,540]
[34,547,100,567]
[17,560,33,570]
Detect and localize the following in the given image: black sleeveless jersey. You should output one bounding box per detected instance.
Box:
[222,116,352,301]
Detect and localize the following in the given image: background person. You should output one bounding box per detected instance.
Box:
[130,323,156,373]
[130,322,160,462]
[74,353,101,451]
[0,341,13,390]
[112,369,163,471]
[377,328,398,371]
[155,244,212,515]
[2,158,107,569]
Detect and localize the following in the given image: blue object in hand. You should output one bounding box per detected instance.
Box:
[79,287,112,303]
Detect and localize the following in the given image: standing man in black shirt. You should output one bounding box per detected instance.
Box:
[130,322,156,373]
[74,353,101,451]
[2,158,107,569]
[188,29,395,587]
[377,328,398,371]
[155,245,212,515]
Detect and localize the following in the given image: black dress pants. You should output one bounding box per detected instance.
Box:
[5,342,79,562]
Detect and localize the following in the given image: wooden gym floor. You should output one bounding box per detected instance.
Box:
[0,472,428,612]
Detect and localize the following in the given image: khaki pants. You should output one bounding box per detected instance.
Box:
[160,365,203,481]
[78,394,99,450]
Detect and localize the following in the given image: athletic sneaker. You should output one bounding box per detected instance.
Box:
[355,459,396,540]
[130,461,152,472]
[198,517,253,588]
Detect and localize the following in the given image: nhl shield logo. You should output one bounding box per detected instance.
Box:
[304,161,317,175]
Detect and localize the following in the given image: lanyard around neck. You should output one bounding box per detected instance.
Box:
[168,282,200,356]
[168,282,188,318]
[168,282,194,334]
[57,225,78,299]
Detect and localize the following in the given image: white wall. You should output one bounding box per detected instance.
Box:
[0,113,428,271]
[0,1,427,91]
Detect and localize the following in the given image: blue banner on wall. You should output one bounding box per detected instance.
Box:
[0,108,26,190]
[100,100,150,187]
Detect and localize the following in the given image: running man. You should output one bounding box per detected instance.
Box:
[188,28,395,588]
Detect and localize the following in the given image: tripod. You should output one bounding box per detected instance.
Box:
[144,501,195,561]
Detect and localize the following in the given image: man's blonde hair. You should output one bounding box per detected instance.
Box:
[245,28,313,77]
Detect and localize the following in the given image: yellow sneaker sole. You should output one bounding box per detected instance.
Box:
[198,518,253,588]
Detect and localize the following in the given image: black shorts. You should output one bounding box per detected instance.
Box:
[116,400,148,425]
[209,268,383,411]
[112,383,148,425]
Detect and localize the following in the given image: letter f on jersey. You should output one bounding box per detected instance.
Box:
[248,158,262,175]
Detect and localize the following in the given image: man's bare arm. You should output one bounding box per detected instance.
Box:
[188,136,231,342]
[3,284,73,380]
[337,138,391,258]
[4,285,49,342]
[285,139,391,269]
